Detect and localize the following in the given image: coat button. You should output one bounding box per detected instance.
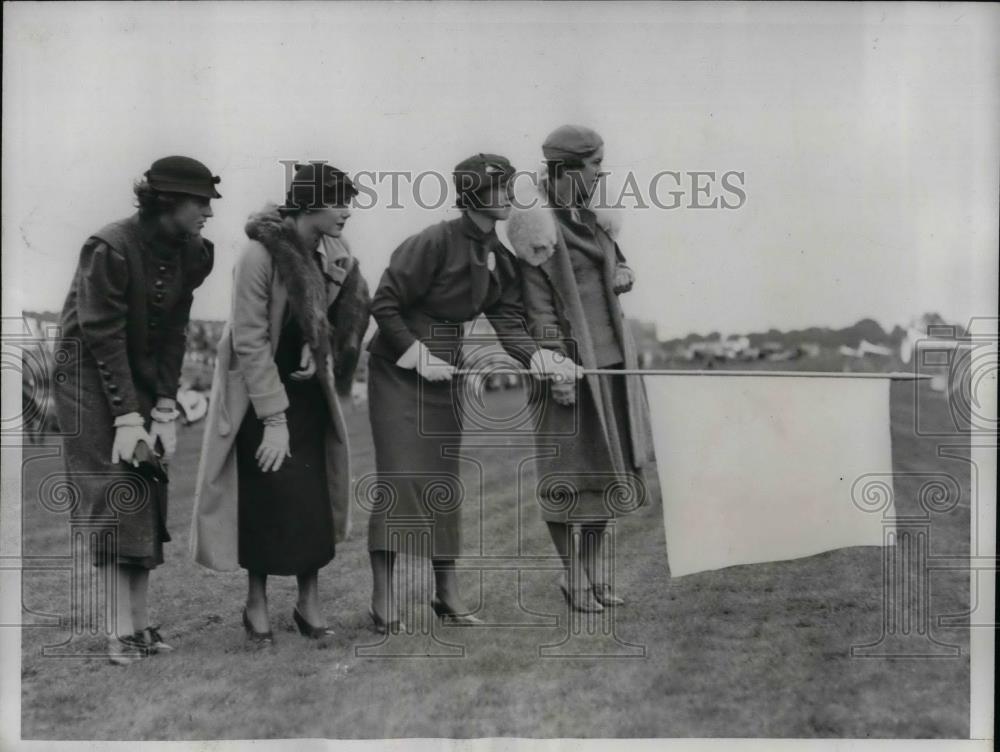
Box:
[111,396,123,406]
[158,265,167,273]
[107,383,118,393]
[154,293,165,302]
[154,280,165,289]
[96,360,106,367]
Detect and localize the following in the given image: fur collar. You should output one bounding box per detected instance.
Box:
[506,179,623,267]
[244,203,330,358]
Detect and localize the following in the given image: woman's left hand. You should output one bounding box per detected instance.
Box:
[289,344,317,381]
[613,264,635,294]
[256,422,291,472]
[148,420,177,458]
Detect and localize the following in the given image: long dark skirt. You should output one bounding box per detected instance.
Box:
[366,353,465,559]
[534,363,646,523]
[53,356,168,569]
[235,374,335,576]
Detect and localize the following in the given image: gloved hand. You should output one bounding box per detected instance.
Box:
[529,348,583,384]
[419,355,455,382]
[110,421,153,465]
[397,340,455,382]
[289,343,317,381]
[613,264,635,294]
[415,343,455,382]
[550,380,577,406]
[148,419,177,458]
[256,421,291,472]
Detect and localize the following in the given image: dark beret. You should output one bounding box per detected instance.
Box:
[541,125,604,161]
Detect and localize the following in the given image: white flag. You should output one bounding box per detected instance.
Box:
[644,374,895,577]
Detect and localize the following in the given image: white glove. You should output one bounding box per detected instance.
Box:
[613,264,635,294]
[256,420,291,472]
[148,420,177,458]
[529,348,583,384]
[398,341,455,382]
[550,380,577,406]
[110,419,153,466]
[289,343,317,381]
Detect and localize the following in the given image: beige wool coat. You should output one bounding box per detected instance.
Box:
[190,227,361,571]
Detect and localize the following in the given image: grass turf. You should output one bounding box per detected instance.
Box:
[19,379,969,739]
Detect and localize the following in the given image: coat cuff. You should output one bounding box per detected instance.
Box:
[395,340,424,369]
[248,385,290,419]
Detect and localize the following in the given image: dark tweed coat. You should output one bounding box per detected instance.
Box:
[53,213,213,565]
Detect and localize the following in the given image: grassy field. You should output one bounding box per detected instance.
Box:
[19,378,970,739]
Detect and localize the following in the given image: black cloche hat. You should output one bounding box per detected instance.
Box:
[145,156,222,199]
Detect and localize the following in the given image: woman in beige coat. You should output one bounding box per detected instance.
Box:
[507,126,655,612]
[191,163,369,643]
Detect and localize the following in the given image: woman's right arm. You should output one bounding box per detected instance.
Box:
[230,243,288,419]
[370,227,445,359]
[520,262,580,395]
[74,240,142,417]
[520,262,568,356]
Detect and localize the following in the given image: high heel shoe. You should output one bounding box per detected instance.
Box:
[130,625,174,654]
[430,597,484,626]
[107,636,146,666]
[559,584,604,613]
[368,605,404,635]
[591,583,625,607]
[293,607,335,639]
[242,607,274,645]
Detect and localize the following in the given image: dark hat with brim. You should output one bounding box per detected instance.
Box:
[284,162,357,210]
[453,153,515,204]
[146,155,221,199]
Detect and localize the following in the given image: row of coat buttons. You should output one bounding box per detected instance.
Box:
[152,260,174,304]
[151,262,173,309]
[95,359,124,406]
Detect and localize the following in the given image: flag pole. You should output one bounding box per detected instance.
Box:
[452,368,931,380]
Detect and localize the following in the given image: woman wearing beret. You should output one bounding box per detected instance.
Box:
[191,163,370,644]
[53,156,218,664]
[507,126,656,612]
[366,153,577,632]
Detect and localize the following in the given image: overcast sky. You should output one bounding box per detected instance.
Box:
[4,2,998,339]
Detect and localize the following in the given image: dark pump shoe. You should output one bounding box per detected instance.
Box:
[368,605,405,635]
[591,583,625,607]
[560,584,604,613]
[242,607,274,645]
[134,625,174,653]
[293,607,335,639]
[430,597,484,626]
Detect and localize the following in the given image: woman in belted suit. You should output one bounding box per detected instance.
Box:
[53,156,218,664]
[191,163,370,643]
[507,126,656,612]
[366,153,576,632]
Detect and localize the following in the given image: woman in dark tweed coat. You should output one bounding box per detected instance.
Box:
[53,156,218,664]
[365,154,577,632]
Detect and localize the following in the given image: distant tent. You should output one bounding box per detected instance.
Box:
[857,339,893,357]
